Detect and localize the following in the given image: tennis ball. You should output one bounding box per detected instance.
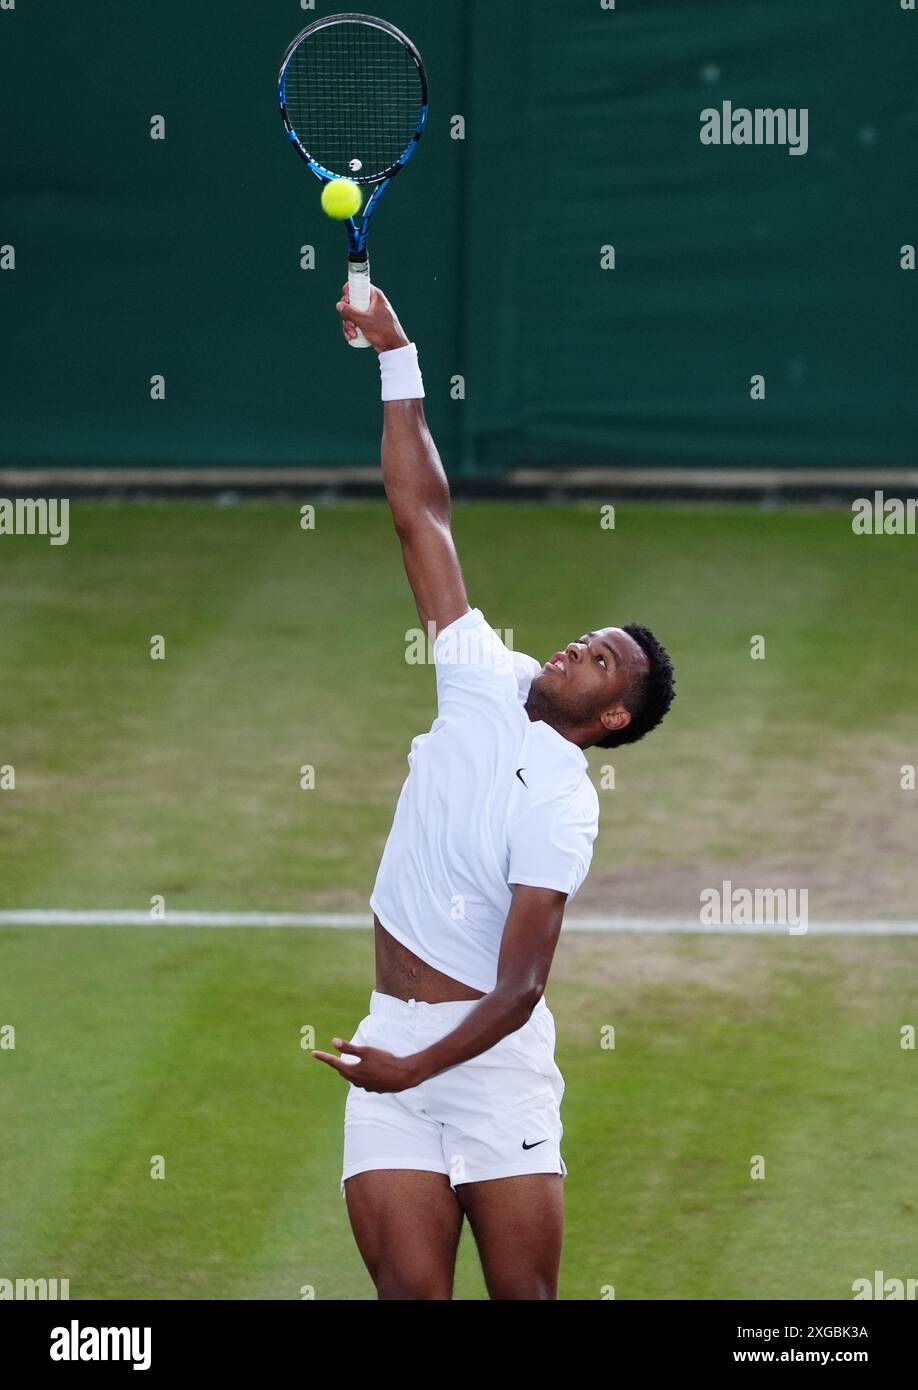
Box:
[321,178,362,220]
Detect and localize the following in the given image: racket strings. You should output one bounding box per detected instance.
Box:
[283,21,423,181]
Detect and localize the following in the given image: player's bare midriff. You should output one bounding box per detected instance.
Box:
[374,915,485,1003]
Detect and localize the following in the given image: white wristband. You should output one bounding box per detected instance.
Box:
[380,342,425,401]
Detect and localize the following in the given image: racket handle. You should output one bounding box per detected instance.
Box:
[347,256,372,349]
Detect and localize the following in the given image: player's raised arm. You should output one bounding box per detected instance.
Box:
[336,285,469,636]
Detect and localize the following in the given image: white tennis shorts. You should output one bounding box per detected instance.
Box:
[341,990,567,1194]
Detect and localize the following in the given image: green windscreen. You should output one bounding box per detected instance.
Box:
[0,0,914,474]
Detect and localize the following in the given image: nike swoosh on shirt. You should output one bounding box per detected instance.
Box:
[522,1138,548,1150]
[515,768,528,787]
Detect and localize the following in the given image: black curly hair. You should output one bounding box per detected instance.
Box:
[594,622,676,748]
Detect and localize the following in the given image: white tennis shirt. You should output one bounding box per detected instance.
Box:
[370,607,600,992]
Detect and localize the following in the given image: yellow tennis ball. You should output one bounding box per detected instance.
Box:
[320,178,362,220]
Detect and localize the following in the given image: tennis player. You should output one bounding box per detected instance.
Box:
[313,285,676,1300]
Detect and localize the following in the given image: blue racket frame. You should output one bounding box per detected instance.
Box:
[278,13,429,258]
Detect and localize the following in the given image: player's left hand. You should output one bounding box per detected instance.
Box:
[312,1039,421,1092]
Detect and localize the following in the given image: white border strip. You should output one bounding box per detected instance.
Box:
[0,910,917,935]
[0,910,369,928]
[2,466,916,492]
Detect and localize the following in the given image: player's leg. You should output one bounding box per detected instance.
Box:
[455,1173,564,1300]
[344,1170,464,1299]
[341,995,465,1297]
[416,997,568,1298]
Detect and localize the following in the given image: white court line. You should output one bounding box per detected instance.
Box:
[0,910,917,935]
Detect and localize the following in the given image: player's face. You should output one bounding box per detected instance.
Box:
[529,627,647,737]
[541,628,633,696]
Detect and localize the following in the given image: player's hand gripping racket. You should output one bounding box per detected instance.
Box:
[278,12,428,348]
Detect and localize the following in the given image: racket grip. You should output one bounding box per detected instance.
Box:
[347,256,372,349]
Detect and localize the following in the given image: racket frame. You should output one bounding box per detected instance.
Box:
[278,13,428,346]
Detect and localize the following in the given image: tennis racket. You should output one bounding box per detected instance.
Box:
[278,12,429,348]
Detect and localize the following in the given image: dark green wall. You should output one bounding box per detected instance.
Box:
[1,1,915,472]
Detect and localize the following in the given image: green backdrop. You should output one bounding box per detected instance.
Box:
[0,0,915,473]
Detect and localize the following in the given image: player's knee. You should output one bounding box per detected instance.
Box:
[375,1271,452,1300]
[487,1275,557,1301]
